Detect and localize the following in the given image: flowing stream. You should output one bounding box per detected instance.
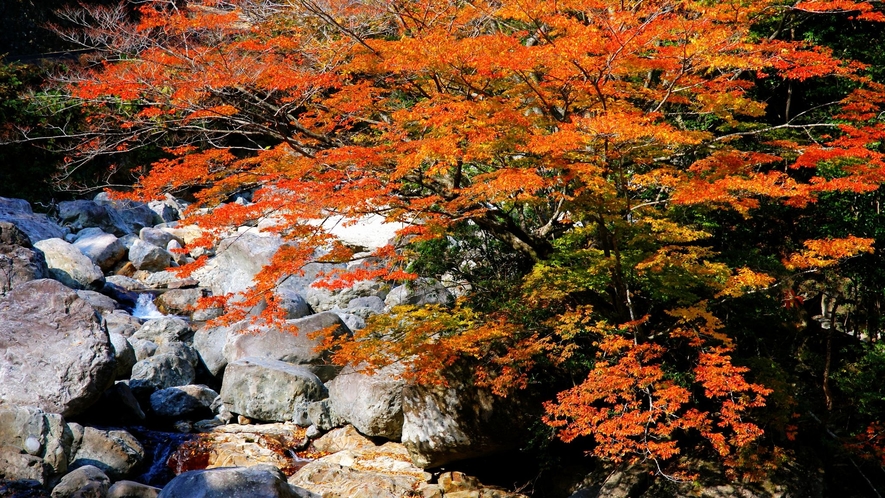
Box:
[128,427,196,487]
[132,293,166,320]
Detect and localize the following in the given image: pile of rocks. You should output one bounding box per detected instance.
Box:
[0,194,531,498]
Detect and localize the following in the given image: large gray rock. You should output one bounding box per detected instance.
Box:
[0,221,49,294]
[334,312,365,332]
[0,196,67,243]
[129,240,172,272]
[57,199,130,236]
[307,399,344,431]
[193,234,284,295]
[277,287,311,319]
[139,227,183,249]
[327,365,405,440]
[149,385,218,419]
[222,312,350,377]
[401,365,534,468]
[0,406,69,484]
[156,342,200,368]
[34,238,106,290]
[346,295,385,317]
[103,311,143,337]
[73,227,127,272]
[166,239,188,266]
[139,270,188,289]
[68,426,144,481]
[154,288,205,317]
[193,321,244,377]
[132,317,191,345]
[0,279,115,416]
[94,193,160,233]
[220,357,327,423]
[148,194,186,224]
[51,465,110,498]
[130,339,159,362]
[158,464,318,498]
[129,354,196,397]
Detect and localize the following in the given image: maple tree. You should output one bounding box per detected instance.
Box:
[42,0,885,480]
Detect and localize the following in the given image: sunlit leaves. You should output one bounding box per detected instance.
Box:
[325,304,554,395]
[784,235,875,269]
[544,334,770,467]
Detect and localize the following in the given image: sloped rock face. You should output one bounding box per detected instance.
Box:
[108,480,161,498]
[0,221,49,294]
[155,288,206,317]
[68,426,144,481]
[130,354,196,398]
[0,279,115,417]
[108,332,136,379]
[57,199,131,236]
[132,317,192,346]
[158,464,318,498]
[94,193,161,234]
[194,321,243,377]
[139,227,183,249]
[150,385,218,419]
[193,234,284,295]
[129,239,172,272]
[289,431,431,498]
[0,406,70,485]
[222,312,351,376]
[327,365,405,440]
[0,196,67,243]
[72,227,127,273]
[385,278,454,308]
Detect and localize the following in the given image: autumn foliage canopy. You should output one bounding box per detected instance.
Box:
[52,0,885,479]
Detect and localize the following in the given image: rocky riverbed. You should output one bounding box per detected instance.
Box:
[0,194,541,498]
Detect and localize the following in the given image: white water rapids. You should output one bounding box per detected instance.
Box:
[132,293,166,320]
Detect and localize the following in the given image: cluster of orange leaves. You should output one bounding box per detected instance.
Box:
[846,422,885,466]
[323,304,556,396]
[543,310,771,473]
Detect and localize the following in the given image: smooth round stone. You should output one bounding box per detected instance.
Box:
[24,435,41,455]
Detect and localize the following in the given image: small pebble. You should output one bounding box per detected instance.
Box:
[23,436,40,455]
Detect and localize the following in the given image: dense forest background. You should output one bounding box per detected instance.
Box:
[6,1,885,496]
[0,0,122,203]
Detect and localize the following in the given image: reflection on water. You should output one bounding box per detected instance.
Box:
[128,427,195,487]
